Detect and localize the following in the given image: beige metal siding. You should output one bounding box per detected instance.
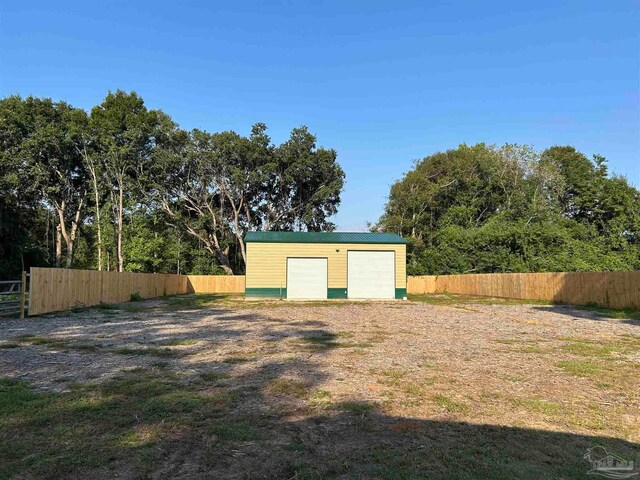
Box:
[246,242,406,289]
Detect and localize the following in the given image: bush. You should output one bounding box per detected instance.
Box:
[130,292,142,302]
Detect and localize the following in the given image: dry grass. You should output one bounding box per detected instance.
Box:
[0,294,638,479]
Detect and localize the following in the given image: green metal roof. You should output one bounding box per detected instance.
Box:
[244,231,408,244]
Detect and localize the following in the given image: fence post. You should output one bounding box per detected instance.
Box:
[19,270,26,319]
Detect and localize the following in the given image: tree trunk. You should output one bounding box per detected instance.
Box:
[117,176,124,272]
[64,198,84,269]
[88,162,103,271]
[55,222,62,268]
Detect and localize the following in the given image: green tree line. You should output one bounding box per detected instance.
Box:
[0,91,345,277]
[375,144,639,275]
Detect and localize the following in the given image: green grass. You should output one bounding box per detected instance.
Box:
[575,304,640,320]
[510,397,562,416]
[164,294,236,309]
[157,338,198,346]
[200,372,230,382]
[266,378,310,398]
[15,335,68,350]
[408,293,553,306]
[12,335,101,353]
[209,422,261,441]
[556,360,602,377]
[97,302,118,310]
[0,369,236,479]
[0,343,20,349]
[432,394,470,414]
[336,401,376,414]
[113,347,182,358]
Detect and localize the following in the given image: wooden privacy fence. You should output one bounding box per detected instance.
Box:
[28,268,189,315]
[407,271,640,310]
[27,268,247,316]
[187,275,245,293]
[25,268,640,316]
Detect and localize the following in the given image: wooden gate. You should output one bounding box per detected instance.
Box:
[0,272,28,319]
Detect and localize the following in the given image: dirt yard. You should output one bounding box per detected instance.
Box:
[1,294,638,479]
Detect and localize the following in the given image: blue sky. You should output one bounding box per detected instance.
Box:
[1,1,638,231]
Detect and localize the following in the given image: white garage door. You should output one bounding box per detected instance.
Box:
[287,258,328,299]
[348,251,395,299]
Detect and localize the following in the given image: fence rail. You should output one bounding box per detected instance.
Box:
[407,271,640,310]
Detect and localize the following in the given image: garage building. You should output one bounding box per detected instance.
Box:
[244,231,407,300]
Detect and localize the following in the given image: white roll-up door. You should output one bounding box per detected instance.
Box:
[286,258,328,299]
[347,251,395,299]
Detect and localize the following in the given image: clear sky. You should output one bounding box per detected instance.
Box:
[1,1,638,231]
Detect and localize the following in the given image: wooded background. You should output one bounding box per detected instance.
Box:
[2,93,638,281]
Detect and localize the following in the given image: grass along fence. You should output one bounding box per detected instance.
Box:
[407,271,640,310]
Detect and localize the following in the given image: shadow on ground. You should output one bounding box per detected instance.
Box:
[533,304,640,327]
[1,294,638,479]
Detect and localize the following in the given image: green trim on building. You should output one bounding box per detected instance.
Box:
[328,288,348,299]
[245,231,407,244]
[395,288,407,299]
[246,287,286,298]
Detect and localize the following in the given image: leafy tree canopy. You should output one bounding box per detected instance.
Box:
[375,144,639,275]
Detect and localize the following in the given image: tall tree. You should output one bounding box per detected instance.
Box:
[0,96,87,269]
[151,124,344,274]
[90,91,163,272]
[376,143,639,275]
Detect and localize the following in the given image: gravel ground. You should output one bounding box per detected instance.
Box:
[1,295,638,478]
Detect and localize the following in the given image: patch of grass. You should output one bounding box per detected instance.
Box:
[575,304,640,320]
[311,389,331,400]
[222,354,255,364]
[200,372,230,382]
[376,368,407,388]
[113,347,182,358]
[432,394,470,414]
[97,302,118,310]
[561,341,616,358]
[158,339,198,346]
[309,389,333,409]
[336,401,376,414]
[209,422,261,441]
[0,342,20,349]
[165,294,235,310]
[408,293,553,306]
[300,334,373,351]
[143,391,207,419]
[15,335,68,350]
[0,369,219,479]
[265,378,309,398]
[556,360,602,377]
[559,336,640,360]
[510,397,562,416]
